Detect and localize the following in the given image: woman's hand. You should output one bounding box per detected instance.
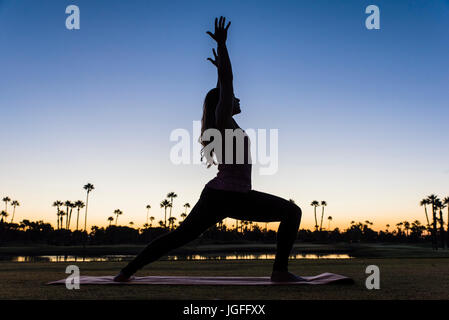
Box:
[207,48,218,67]
[206,16,231,45]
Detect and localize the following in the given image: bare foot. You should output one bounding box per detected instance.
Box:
[113,271,133,282]
[270,271,305,282]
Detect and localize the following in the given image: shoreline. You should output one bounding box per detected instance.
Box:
[1,242,448,258]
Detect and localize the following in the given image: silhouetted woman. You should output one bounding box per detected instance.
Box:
[114,17,303,282]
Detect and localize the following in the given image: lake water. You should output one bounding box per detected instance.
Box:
[3,253,351,262]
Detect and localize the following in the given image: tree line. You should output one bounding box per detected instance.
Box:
[0,218,435,245]
[2,186,448,249]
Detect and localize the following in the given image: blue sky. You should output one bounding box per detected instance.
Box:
[1,0,448,230]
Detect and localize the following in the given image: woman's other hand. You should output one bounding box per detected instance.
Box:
[207,48,218,67]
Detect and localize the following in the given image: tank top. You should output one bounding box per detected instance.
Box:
[205,125,252,192]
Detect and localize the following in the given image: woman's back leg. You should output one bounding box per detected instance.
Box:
[119,193,224,277]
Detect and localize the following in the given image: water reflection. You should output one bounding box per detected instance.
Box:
[171,253,351,261]
[4,253,351,262]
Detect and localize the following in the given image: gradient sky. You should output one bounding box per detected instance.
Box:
[1,0,448,231]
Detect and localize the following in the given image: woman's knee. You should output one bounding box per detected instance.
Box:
[286,203,302,225]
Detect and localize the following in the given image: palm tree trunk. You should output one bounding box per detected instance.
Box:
[432,202,437,249]
[169,199,173,220]
[424,206,430,230]
[115,214,118,225]
[76,208,80,231]
[164,207,167,228]
[11,206,16,223]
[68,208,73,229]
[65,207,69,229]
[439,209,445,248]
[84,192,89,232]
[314,208,318,231]
[56,206,60,229]
[320,207,324,231]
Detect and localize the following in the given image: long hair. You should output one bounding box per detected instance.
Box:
[199,88,220,167]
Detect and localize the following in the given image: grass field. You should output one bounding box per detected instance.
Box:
[1,258,449,299]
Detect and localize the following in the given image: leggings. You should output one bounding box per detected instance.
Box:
[121,186,302,276]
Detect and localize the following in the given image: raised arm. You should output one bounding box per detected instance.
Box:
[207,17,234,130]
[207,48,220,88]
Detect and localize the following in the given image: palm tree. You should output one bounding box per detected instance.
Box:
[180,212,187,222]
[83,183,95,232]
[444,197,449,248]
[0,210,8,223]
[114,209,123,225]
[146,204,151,225]
[435,198,446,248]
[129,221,134,227]
[411,220,423,234]
[2,197,11,213]
[107,216,114,227]
[327,216,333,230]
[403,221,410,237]
[320,201,327,231]
[58,210,64,229]
[183,203,191,215]
[74,200,85,231]
[63,201,71,229]
[427,194,439,249]
[160,199,171,228]
[167,192,177,221]
[68,202,76,229]
[310,200,320,231]
[149,216,155,227]
[10,200,20,223]
[168,217,177,230]
[64,201,73,229]
[396,222,403,234]
[158,220,164,227]
[420,198,431,230]
[53,201,63,229]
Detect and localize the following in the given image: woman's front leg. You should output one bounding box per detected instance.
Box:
[226,190,303,279]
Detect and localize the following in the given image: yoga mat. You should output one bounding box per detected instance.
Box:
[47,273,354,285]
